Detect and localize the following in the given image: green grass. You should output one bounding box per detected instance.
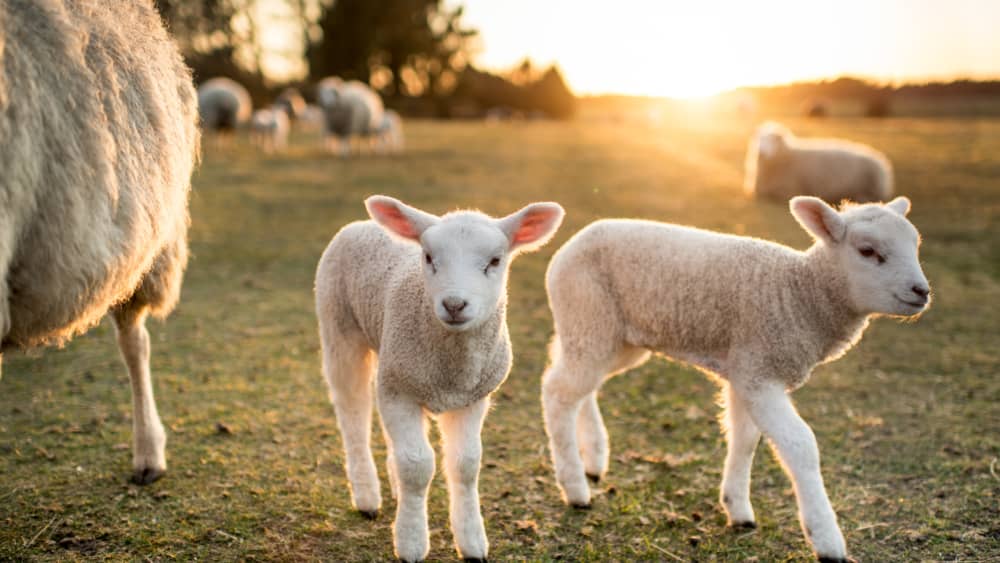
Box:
[1,116,998,561]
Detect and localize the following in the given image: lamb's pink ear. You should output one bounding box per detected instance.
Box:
[365,195,439,242]
[790,196,846,244]
[497,202,565,254]
[885,196,911,216]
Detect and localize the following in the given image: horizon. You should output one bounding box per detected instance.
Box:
[453,0,1000,98]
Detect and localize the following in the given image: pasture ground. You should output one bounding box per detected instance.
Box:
[1,116,998,561]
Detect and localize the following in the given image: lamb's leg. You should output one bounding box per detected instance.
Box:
[379,393,434,563]
[380,417,399,500]
[438,398,489,560]
[576,392,608,482]
[576,347,650,482]
[111,304,166,485]
[542,351,608,508]
[742,383,848,561]
[720,382,761,527]
[322,332,380,517]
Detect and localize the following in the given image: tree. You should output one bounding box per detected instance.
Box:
[306,0,476,98]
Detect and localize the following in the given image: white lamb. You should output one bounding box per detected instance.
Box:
[274,86,306,120]
[250,107,290,154]
[197,76,252,137]
[316,196,564,562]
[0,0,199,484]
[316,77,385,156]
[541,197,930,562]
[745,122,894,204]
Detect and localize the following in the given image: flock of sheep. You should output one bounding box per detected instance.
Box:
[197,75,404,156]
[1,2,928,562]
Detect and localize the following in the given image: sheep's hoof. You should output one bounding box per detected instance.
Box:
[585,473,602,484]
[730,521,757,530]
[817,557,856,563]
[570,502,592,510]
[397,559,422,563]
[463,558,488,563]
[131,467,165,485]
[358,509,379,520]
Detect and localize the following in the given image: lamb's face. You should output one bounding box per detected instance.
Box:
[838,206,930,317]
[365,196,565,333]
[791,196,930,318]
[419,219,511,332]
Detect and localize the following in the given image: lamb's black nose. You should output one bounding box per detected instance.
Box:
[443,297,467,316]
[911,285,929,299]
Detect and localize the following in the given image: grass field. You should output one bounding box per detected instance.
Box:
[1,116,998,561]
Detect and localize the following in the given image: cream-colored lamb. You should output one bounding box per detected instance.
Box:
[542,197,929,562]
[316,196,564,562]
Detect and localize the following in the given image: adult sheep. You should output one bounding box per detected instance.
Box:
[542,197,930,561]
[197,76,252,135]
[745,122,893,204]
[0,0,199,484]
[316,77,384,156]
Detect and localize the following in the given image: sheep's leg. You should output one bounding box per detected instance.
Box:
[438,398,489,560]
[379,393,434,563]
[542,350,609,508]
[380,417,399,500]
[742,383,847,560]
[111,304,166,485]
[720,382,761,527]
[322,333,380,517]
[576,347,650,482]
[576,392,608,482]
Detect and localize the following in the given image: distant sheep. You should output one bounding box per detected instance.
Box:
[250,107,290,154]
[376,109,404,154]
[0,0,199,484]
[745,122,893,204]
[316,196,564,561]
[274,87,306,120]
[542,197,929,561]
[316,77,384,156]
[197,76,251,135]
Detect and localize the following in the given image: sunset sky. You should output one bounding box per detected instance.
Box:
[454,0,1000,98]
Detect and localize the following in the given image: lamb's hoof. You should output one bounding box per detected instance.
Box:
[463,558,488,563]
[358,509,379,520]
[131,467,165,485]
[397,559,422,563]
[585,473,602,484]
[817,557,856,563]
[730,521,757,530]
[570,502,592,510]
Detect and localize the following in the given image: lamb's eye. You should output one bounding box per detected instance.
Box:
[858,247,885,264]
[484,256,501,274]
[425,253,433,264]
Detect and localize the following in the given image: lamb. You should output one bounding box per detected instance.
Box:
[197,76,252,136]
[745,122,893,204]
[316,196,564,562]
[316,77,385,156]
[250,107,290,154]
[0,0,199,484]
[541,196,930,562]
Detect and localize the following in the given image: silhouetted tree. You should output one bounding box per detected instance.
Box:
[306,0,475,98]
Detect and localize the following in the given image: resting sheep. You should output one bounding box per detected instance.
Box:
[316,77,384,156]
[541,197,929,561]
[315,196,564,561]
[745,122,893,204]
[197,76,251,137]
[0,0,199,484]
[250,107,290,154]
